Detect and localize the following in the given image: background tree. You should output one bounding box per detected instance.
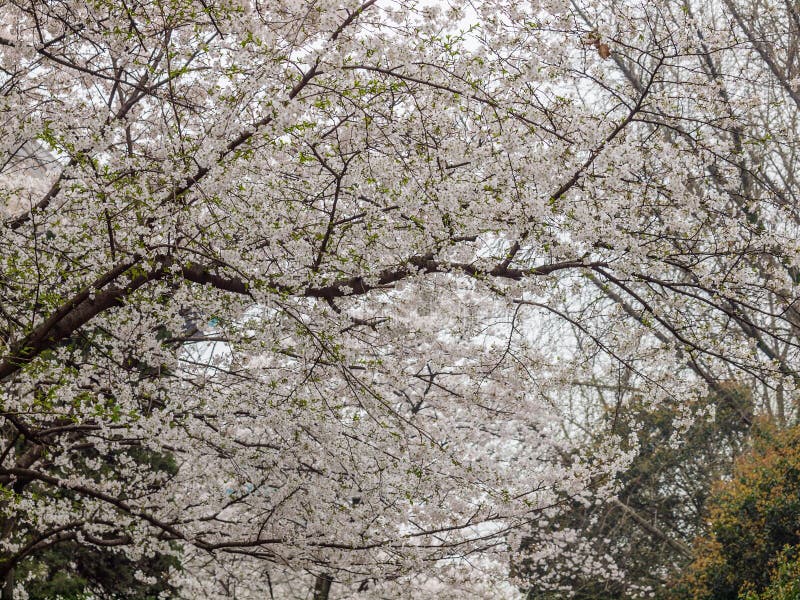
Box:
[670,423,800,600]
[518,384,752,599]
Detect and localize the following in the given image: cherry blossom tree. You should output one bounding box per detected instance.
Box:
[0,0,798,597]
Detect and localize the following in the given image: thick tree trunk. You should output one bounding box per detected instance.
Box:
[313,574,333,600]
[1,567,13,600]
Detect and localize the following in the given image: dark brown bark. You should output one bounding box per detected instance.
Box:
[313,573,333,600]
